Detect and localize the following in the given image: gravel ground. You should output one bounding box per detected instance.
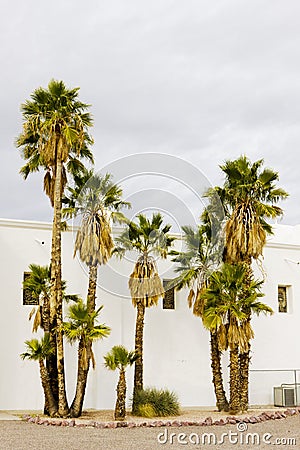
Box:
[0,415,299,450]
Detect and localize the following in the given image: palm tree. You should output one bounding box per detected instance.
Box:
[115,213,174,413]
[23,264,51,334]
[21,334,57,417]
[202,263,273,414]
[171,225,229,412]
[62,170,129,415]
[104,346,138,420]
[23,264,79,333]
[63,299,110,417]
[17,79,93,417]
[207,155,288,410]
[23,264,79,415]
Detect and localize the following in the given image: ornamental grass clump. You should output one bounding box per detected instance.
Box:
[133,388,180,417]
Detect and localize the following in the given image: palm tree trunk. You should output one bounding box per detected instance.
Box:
[210,331,229,412]
[41,294,55,415]
[239,346,250,412]
[39,359,58,417]
[132,301,145,414]
[239,259,252,412]
[69,264,98,417]
[229,344,241,414]
[70,337,90,418]
[87,264,98,314]
[50,144,69,417]
[115,369,126,421]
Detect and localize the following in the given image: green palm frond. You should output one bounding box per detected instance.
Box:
[104,345,139,371]
[21,333,54,361]
[63,299,110,344]
[115,212,174,258]
[201,262,272,350]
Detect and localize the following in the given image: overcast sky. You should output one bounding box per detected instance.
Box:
[1,0,300,228]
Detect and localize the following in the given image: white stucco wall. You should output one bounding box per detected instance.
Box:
[0,219,299,411]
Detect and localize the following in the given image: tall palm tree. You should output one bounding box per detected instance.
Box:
[207,155,288,410]
[21,334,58,417]
[114,213,175,413]
[17,79,93,417]
[104,346,139,420]
[171,225,229,412]
[202,263,273,413]
[62,170,129,414]
[63,299,110,417]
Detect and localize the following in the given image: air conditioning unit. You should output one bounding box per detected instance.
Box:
[273,384,300,407]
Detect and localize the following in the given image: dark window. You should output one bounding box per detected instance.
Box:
[163,279,175,310]
[278,286,288,313]
[23,272,38,305]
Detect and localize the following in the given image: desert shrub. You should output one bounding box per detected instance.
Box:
[133,388,180,417]
[137,403,156,418]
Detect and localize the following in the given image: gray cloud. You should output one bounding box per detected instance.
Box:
[1,0,299,224]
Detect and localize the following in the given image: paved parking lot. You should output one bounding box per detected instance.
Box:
[0,415,299,450]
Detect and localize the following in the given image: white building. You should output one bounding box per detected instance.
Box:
[0,218,299,411]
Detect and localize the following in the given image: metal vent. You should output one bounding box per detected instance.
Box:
[274,384,300,407]
[284,388,295,406]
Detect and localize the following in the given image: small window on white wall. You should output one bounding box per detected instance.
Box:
[23,272,38,306]
[278,286,288,313]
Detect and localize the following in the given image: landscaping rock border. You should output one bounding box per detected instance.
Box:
[22,406,300,429]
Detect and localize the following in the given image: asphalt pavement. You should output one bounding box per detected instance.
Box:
[0,415,299,450]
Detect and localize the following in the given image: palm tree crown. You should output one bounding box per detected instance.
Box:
[115,213,175,306]
[202,263,273,353]
[21,334,54,361]
[63,300,111,345]
[17,79,94,205]
[171,225,220,317]
[63,170,130,267]
[208,156,288,263]
[104,346,138,371]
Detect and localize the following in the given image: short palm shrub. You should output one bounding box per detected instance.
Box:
[133,388,180,417]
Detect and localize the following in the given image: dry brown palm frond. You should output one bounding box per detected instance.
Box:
[187,289,195,308]
[32,307,42,333]
[28,307,37,322]
[193,288,206,317]
[238,333,249,353]
[217,323,228,351]
[91,349,96,370]
[74,230,82,257]
[61,136,70,162]
[82,346,88,370]
[43,170,52,197]
[225,202,267,262]
[227,321,240,349]
[242,321,255,341]
[74,213,114,266]
[40,134,56,165]
[129,257,163,307]
[61,165,67,195]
